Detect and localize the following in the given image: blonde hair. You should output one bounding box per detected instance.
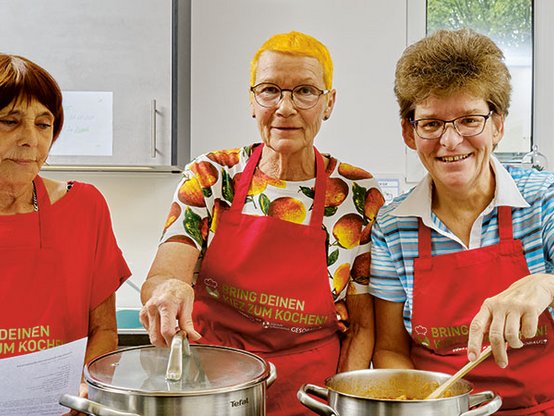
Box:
[394,28,511,120]
[250,31,333,89]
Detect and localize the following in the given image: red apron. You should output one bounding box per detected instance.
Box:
[193,143,340,416]
[0,177,70,358]
[411,206,554,415]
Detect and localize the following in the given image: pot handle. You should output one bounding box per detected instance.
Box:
[165,331,185,381]
[460,391,503,416]
[297,384,338,416]
[267,362,278,388]
[59,394,141,416]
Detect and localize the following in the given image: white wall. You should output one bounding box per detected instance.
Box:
[190,0,407,176]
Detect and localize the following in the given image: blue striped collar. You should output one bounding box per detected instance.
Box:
[391,156,530,227]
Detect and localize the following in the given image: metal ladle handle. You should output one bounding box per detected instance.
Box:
[165,331,190,381]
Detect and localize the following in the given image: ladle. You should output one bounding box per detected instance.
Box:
[426,345,493,399]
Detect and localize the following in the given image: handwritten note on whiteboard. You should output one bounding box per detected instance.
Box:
[376,178,401,205]
[50,91,113,156]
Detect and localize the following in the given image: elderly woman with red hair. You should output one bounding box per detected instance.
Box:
[0,54,130,403]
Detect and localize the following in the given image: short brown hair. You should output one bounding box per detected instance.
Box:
[394,29,511,120]
[0,54,64,141]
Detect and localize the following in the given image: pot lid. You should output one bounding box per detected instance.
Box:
[85,344,269,396]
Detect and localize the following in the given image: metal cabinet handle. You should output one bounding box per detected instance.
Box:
[151,99,158,158]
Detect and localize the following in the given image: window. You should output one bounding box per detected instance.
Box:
[426,0,533,161]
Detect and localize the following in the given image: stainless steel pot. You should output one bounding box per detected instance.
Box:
[60,342,277,416]
[297,369,502,416]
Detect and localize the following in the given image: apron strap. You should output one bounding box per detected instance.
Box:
[419,206,515,257]
[418,218,432,258]
[310,147,327,226]
[497,205,514,241]
[230,144,263,214]
[230,143,327,226]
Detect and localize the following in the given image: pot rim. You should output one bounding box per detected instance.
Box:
[324,368,474,402]
[85,344,272,397]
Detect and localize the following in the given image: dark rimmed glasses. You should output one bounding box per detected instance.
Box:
[250,82,330,110]
[410,111,494,140]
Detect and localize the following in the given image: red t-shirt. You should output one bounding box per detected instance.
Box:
[0,177,130,358]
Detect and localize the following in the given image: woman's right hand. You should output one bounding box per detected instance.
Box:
[140,278,201,346]
[467,272,554,368]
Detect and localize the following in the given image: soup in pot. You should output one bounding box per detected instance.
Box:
[364,381,454,400]
[328,373,464,401]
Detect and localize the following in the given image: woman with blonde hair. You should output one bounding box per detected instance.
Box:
[141,31,383,415]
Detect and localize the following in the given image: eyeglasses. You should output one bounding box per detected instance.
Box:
[250,83,330,110]
[410,111,493,140]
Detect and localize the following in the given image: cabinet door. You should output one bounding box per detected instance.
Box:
[0,0,189,169]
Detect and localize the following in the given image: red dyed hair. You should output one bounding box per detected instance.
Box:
[0,54,64,141]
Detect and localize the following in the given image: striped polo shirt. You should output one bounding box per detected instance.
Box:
[369,156,554,332]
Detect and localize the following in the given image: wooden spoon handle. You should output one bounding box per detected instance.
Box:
[426,345,493,399]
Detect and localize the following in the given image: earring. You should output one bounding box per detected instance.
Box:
[252,114,256,119]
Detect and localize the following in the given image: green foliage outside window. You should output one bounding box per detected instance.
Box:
[427,0,532,51]
[427,0,533,156]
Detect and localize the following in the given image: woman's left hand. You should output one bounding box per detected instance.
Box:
[467,273,554,368]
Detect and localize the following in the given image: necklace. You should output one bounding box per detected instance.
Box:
[32,183,39,212]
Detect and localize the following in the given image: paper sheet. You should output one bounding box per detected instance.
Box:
[49,91,113,156]
[0,337,87,416]
[377,178,401,205]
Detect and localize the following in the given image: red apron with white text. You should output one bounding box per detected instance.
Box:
[193,144,340,416]
[0,177,72,358]
[411,206,554,415]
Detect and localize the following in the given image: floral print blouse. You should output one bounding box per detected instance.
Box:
[161,144,384,300]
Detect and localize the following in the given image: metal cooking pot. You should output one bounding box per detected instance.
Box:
[297,369,502,416]
[60,341,277,416]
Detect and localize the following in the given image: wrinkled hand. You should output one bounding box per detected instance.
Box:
[468,273,554,368]
[140,278,201,346]
[335,300,349,333]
